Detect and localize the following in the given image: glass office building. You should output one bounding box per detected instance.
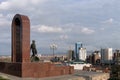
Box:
[75,42,83,60]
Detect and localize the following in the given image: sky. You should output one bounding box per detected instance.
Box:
[0,0,120,55]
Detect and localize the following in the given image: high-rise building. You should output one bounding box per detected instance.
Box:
[101,48,113,64]
[79,48,86,61]
[75,42,83,60]
[67,50,74,61]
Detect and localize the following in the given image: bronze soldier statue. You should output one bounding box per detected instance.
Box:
[30,40,37,57]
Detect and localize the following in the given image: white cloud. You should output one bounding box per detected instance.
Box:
[0,0,48,10]
[0,1,10,10]
[59,35,68,40]
[0,0,120,55]
[81,27,95,34]
[102,18,114,24]
[31,0,47,5]
[32,25,63,33]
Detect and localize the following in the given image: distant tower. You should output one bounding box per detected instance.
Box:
[79,47,87,61]
[75,42,83,60]
[11,14,30,62]
[101,48,112,64]
[68,50,74,61]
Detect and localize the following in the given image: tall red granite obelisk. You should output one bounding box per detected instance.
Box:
[12,14,30,62]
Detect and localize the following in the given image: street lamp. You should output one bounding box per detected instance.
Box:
[50,43,57,57]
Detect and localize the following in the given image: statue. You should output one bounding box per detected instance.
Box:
[30,40,39,62]
[30,40,37,57]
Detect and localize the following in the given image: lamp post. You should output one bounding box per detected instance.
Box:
[50,43,57,57]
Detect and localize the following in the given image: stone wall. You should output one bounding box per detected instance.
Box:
[0,62,74,78]
[22,62,74,78]
[0,62,22,76]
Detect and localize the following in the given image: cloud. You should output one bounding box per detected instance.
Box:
[0,1,10,10]
[0,0,48,10]
[0,19,10,27]
[0,0,120,55]
[32,25,63,33]
[102,18,114,24]
[0,14,10,27]
[59,35,68,40]
[100,28,105,31]
[81,27,95,34]
[0,14,3,17]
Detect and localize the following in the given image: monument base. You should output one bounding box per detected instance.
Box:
[0,62,74,78]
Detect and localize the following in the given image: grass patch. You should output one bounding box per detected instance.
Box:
[0,76,9,80]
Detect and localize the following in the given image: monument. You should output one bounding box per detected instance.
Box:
[0,14,74,78]
[12,14,30,62]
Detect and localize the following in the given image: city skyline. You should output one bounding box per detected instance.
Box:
[0,0,120,55]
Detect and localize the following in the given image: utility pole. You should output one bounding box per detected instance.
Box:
[50,43,57,57]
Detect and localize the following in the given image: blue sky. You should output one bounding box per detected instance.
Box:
[0,0,120,55]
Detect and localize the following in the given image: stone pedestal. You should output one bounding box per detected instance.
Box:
[0,62,74,78]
